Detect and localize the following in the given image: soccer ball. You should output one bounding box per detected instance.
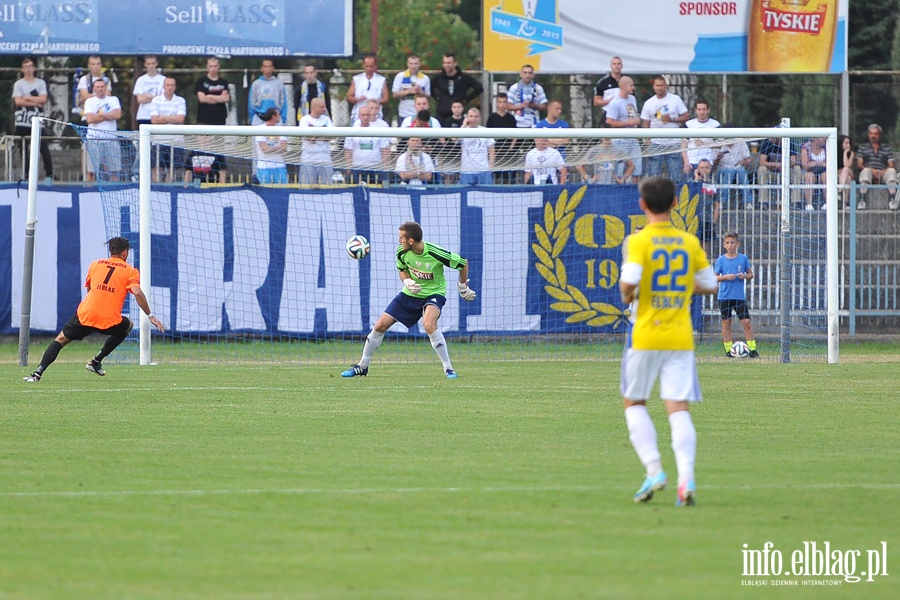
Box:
[346,235,370,260]
[730,341,751,358]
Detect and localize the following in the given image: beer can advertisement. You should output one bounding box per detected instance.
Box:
[483,0,848,73]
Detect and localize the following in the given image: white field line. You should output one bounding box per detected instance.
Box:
[1,483,898,499]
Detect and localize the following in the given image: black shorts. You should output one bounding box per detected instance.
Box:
[384,292,446,329]
[62,314,133,341]
[719,299,750,321]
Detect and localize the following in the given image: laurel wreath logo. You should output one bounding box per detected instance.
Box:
[532,185,627,328]
[671,183,700,235]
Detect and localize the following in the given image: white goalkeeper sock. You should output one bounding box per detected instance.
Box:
[428,330,452,370]
[625,405,663,477]
[669,410,697,486]
[359,330,384,368]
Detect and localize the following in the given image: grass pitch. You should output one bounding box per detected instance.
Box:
[1,343,898,599]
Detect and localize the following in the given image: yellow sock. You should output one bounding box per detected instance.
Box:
[748,340,757,351]
[724,341,731,352]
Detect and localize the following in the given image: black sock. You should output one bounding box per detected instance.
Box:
[94,331,128,363]
[36,340,64,375]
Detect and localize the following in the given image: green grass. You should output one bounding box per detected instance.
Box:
[2,344,899,599]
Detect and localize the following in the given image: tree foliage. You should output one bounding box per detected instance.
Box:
[344,0,480,72]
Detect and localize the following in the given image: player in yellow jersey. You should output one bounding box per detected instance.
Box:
[24,237,164,382]
[619,177,718,506]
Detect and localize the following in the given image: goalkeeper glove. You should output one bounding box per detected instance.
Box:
[404,278,422,294]
[457,280,476,302]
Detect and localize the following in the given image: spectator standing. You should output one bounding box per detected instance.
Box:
[149,77,188,183]
[458,107,495,186]
[392,54,431,120]
[352,99,389,128]
[506,64,548,129]
[346,53,389,122]
[13,57,53,183]
[486,92,518,184]
[77,55,112,181]
[681,100,720,176]
[77,55,111,113]
[442,101,466,129]
[133,55,166,126]
[535,99,570,155]
[255,108,289,184]
[83,79,122,182]
[593,56,624,119]
[524,137,567,185]
[295,64,331,120]
[248,59,287,126]
[856,123,899,210]
[640,76,689,181]
[400,96,442,129]
[194,56,230,182]
[431,53,484,122]
[297,97,335,185]
[604,76,642,184]
[343,105,391,184]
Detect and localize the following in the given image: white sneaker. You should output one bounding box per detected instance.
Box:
[804,203,814,211]
[820,203,827,210]
[890,191,900,210]
[857,199,866,210]
[745,202,754,210]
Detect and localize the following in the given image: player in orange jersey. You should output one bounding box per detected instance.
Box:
[24,237,164,382]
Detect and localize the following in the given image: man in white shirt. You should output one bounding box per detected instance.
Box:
[346,53,389,122]
[681,100,721,178]
[399,95,442,129]
[255,108,289,184]
[392,54,431,120]
[352,99,390,128]
[458,107,495,186]
[344,105,391,184]
[133,55,166,127]
[77,55,112,180]
[506,64,548,129]
[297,97,335,185]
[640,76,689,181]
[149,77,188,183]
[395,137,435,185]
[604,76,642,184]
[524,137,567,185]
[83,79,122,182]
[714,128,753,209]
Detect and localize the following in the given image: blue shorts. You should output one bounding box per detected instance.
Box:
[384,292,446,328]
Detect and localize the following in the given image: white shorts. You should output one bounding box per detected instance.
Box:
[620,349,702,402]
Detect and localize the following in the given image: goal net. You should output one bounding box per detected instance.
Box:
[63,123,839,365]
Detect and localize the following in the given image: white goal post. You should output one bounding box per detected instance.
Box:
[130,123,839,364]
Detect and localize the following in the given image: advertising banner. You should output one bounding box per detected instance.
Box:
[1,184,719,337]
[0,0,352,56]
[483,0,847,74]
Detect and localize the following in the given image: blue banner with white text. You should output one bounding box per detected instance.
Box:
[1,183,713,337]
[0,0,351,56]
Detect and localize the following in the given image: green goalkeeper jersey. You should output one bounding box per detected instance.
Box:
[396,241,467,298]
